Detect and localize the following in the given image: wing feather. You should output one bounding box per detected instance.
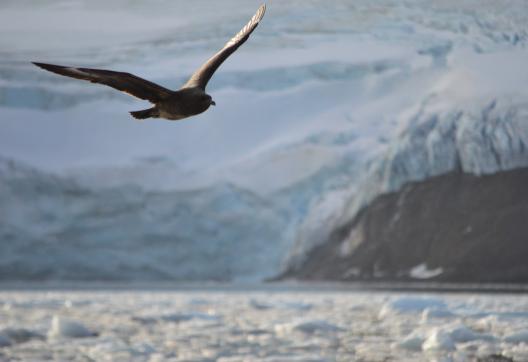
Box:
[32,62,172,103]
[182,4,266,90]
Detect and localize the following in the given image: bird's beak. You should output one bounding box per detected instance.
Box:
[211,100,216,106]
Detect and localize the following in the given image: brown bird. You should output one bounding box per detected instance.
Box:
[33,4,266,121]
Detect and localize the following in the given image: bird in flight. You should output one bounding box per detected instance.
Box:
[33,4,266,121]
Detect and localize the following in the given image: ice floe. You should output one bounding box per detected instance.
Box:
[0,333,11,348]
[422,329,456,352]
[0,289,526,361]
[503,330,528,344]
[379,297,447,318]
[275,320,344,335]
[0,328,43,344]
[48,315,97,339]
[421,307,457,323]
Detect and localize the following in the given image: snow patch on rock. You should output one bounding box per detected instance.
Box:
[409,263,444,279]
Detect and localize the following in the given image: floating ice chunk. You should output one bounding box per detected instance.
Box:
[219,356,327,362]
[249,299,273,310]
[503,330,528,344]
[187,298,211,306]
[395,324,494,353]
[502,343,528,361]
[48,316,97,339]
[0,333,11,347]
[475,343,501,359]
[251,300,313,311]
[421,307,457,323]
[275,320,343,335]
[474,315,499,331]
[379,297,447,318]
[447,324,495,343]
[133,312,221,325]
[498,312,528,319]
[422,329,456,352]
[409,263,444,279]
[0,328,44,344]
[131,316,158,325]
[130,342,156,356]
[160,313,200,323]
[269,357,328,362]
[477,355,514,362]
[392,330,426,351]
[293,320,343,334]
[161,312,221,323]
[397,335,424,351]
[281,302,313,311]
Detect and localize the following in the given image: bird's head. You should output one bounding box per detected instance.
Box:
[201,94,216,108]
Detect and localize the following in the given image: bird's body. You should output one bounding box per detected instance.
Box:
[139,88,214,121]
[33,4,266,121]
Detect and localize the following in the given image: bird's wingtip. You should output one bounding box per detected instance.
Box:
[254,3,266,20]
[32,62,49,70]
[32,62,66,73]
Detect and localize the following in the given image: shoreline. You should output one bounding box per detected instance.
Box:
[0,280,527,294]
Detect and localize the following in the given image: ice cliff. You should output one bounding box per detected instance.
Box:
[0,157,289,281]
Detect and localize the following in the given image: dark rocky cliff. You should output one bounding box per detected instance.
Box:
[283,168,528,283]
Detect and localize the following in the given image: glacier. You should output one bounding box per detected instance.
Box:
[0,157,291,281]
[1,0,528,280]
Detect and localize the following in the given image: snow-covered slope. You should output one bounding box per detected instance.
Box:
[1,0,528,281]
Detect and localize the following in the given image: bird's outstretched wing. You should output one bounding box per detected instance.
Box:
[32,62,172,103]
[182,4,266,90]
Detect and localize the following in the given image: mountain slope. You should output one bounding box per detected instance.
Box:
[283,168,528,282]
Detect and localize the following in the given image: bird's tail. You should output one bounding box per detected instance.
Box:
[130,107,158,120]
